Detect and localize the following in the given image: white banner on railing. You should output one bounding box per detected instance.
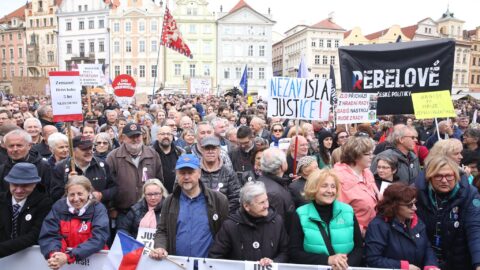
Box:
[0,246,397,270]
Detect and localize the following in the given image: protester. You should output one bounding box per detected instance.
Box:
[46,132,69,168]
[285,135,309,178]
[415,156,480,270]
[289,169,363,269]
[150,154,228,259]
[229,126,256,174]
[117,179,168,238]
[334,135,379,235]
[240,145,267,185]
[373,154,399,193]
[24,117,43,144]
[93,132,112,162]
[269,122,284,148]
[0,163,52,257]
[32,125,58,158]
[364,183,439,270]
[209,181,288,265]
[316,130,334,169]
[39,176,109,268]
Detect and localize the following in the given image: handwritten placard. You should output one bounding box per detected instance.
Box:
[411,90,456,119]
[336,93,377,124]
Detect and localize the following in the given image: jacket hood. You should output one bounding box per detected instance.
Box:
[230,207,277,227]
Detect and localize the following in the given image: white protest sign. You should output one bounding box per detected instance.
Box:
[190,77,211,95]
[336,92,377,124]
[244,261,278,270]
[78,64,105,86]
[136,228,156,255]
[267,77,332,121]
[49,71,83,122]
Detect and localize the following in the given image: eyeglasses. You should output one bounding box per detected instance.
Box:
[399,200,417,209]
[432,174,455,182]
[145,192,162,197]
[95,141,109,145]
[273,129,283,132]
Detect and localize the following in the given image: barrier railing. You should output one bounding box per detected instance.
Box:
[0,246,398,270]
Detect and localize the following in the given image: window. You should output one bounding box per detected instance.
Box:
[139,21,145,32]
[99,19,104,28]
[10,67,15,77]
[174,64,181,76]
[204,64,210,76]
[125,41,131,52]
[99,41,104,52]
[335,40,339,48]
[139,65,145,78]
[472,75,476,84]
[30,19,33,27]
[36,19,39,27]
[327,40,332,48]
[66,22,71,31]
[79,42,85,54]
[113,22,119,32]
[89,20,94,29]
[126,22,131,32]
[461,74,465,84]
[189,24,196,33]
[322,56,328,65]
[235,67,242,78]
[1,68,5,78]
[126,65,132,75]
[462,54,467,64]
[247,67,253,79]
[258,67,265,79]
[474,57,477,66]
[46,34,50,44]
[43,18,47,27]
[18,48,22,58]
[455,74,459,84]
[48,51,54,62]
[84,5,88,11]
[203,41,211,54]
[330,56,335,65]
[315,55,320,65]
[79,21,84,30]
[114,66,120,77]
[456,52,460,63]
[248,45,253,56]
[9,48,13,59]
[151,65,157,78]
[151,20,158,32]
[113,41,120,53]
[89,42,94,53]
[66,43,72,54]
[203,25,211,34]
[19,67,23,77]
[312,40,316,47]
[139,40,145,53]
[151,40,157,52]
[319,39,324,47]
[50,18,53,26]
[259,45,265,57]
[224,67,230,79]
[18,32,21,39]
[189,64,196,77]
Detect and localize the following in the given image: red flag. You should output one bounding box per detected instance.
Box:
[161,6,193,58]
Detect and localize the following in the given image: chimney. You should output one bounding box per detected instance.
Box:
[268,7,270,15]
[220,5,222,12]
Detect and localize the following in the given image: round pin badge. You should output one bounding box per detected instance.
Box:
[100,162,104,168]
[25,214,32,221]
[247,177,252,182]
[218,183,224,188]
[252,241,260,249]
[213,214,218,221]
[452,206,459,213]
[454,221,460,228]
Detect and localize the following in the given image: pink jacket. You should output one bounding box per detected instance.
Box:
[333,163,380,234]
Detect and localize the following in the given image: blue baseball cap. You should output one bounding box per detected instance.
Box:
[175,154,200,170]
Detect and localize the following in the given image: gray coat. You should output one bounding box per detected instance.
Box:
[371,148,420,185]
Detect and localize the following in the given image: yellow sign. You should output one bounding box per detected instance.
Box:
[247,95,253,106]
[411,90,456,119]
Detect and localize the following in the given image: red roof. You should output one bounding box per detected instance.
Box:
[401,24,418,39]
[0,3,28,24]
[365,28,389,40]
[310,18,345,31]
[344,29,352,38]
[465,29,477,38]
[229,0,252,14]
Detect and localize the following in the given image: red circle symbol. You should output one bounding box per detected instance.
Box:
[112,74,136,97]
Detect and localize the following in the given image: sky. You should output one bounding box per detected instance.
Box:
[1,0,479,36]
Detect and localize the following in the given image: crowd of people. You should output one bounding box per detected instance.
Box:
[1,93,480,270]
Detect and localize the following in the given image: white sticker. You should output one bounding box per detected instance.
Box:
[213,214,218,221]
[252,241,260,249]
[454,221,460,228]
[25,214,32,221]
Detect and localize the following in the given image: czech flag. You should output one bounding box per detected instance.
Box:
[103,231,144,270]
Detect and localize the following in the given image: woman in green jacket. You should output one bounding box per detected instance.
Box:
[288,169,363,270]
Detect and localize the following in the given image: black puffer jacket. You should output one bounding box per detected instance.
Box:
[209,208,288,263]
[257,174,295,224]
[117,199,164,238]
[200,162,241,213]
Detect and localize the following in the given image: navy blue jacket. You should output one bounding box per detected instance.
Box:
[416,174,480,270]
[365,215,438,269]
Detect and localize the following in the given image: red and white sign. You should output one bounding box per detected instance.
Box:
[49,71,83,122]
[112,74,136,97]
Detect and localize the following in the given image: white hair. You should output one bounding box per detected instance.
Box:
[23,117,42,129]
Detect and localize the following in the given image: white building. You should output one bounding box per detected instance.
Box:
[216,0,275,95]
[57,0,110,76]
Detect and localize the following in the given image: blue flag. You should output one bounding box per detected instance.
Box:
[240,65,248,95]
[297,56,309,78]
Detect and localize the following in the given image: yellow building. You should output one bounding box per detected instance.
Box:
[343,27,369,45]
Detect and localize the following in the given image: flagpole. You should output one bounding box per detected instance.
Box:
[152,2,167,103]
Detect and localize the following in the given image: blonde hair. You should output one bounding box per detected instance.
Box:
[425,139,463,167]
[65,175,95,200]
[304,169,340,201]
[142,178,169,199]
[425,156,460,184]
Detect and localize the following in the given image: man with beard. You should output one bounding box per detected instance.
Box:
[152,126,184,193]
[50,136,117,203]
[107,123,164,213]
[229,126,256,174]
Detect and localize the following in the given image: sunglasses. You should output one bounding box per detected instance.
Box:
[399,200,417,209]
[273,129,283,132]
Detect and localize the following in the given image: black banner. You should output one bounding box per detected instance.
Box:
[339,39,455,115]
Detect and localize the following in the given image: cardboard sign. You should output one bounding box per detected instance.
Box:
[135,93,149,105]
[189,77,211,95]
[411,90,456,119]
[267,77,332,121]
[78,64,105,86]
[49,71,83,122]
[336,93,377,124]
[11,76,49,96]
[136,228,156,255]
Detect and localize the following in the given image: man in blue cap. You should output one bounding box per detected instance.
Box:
[150,154,228,260]
[0,163,52,257]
